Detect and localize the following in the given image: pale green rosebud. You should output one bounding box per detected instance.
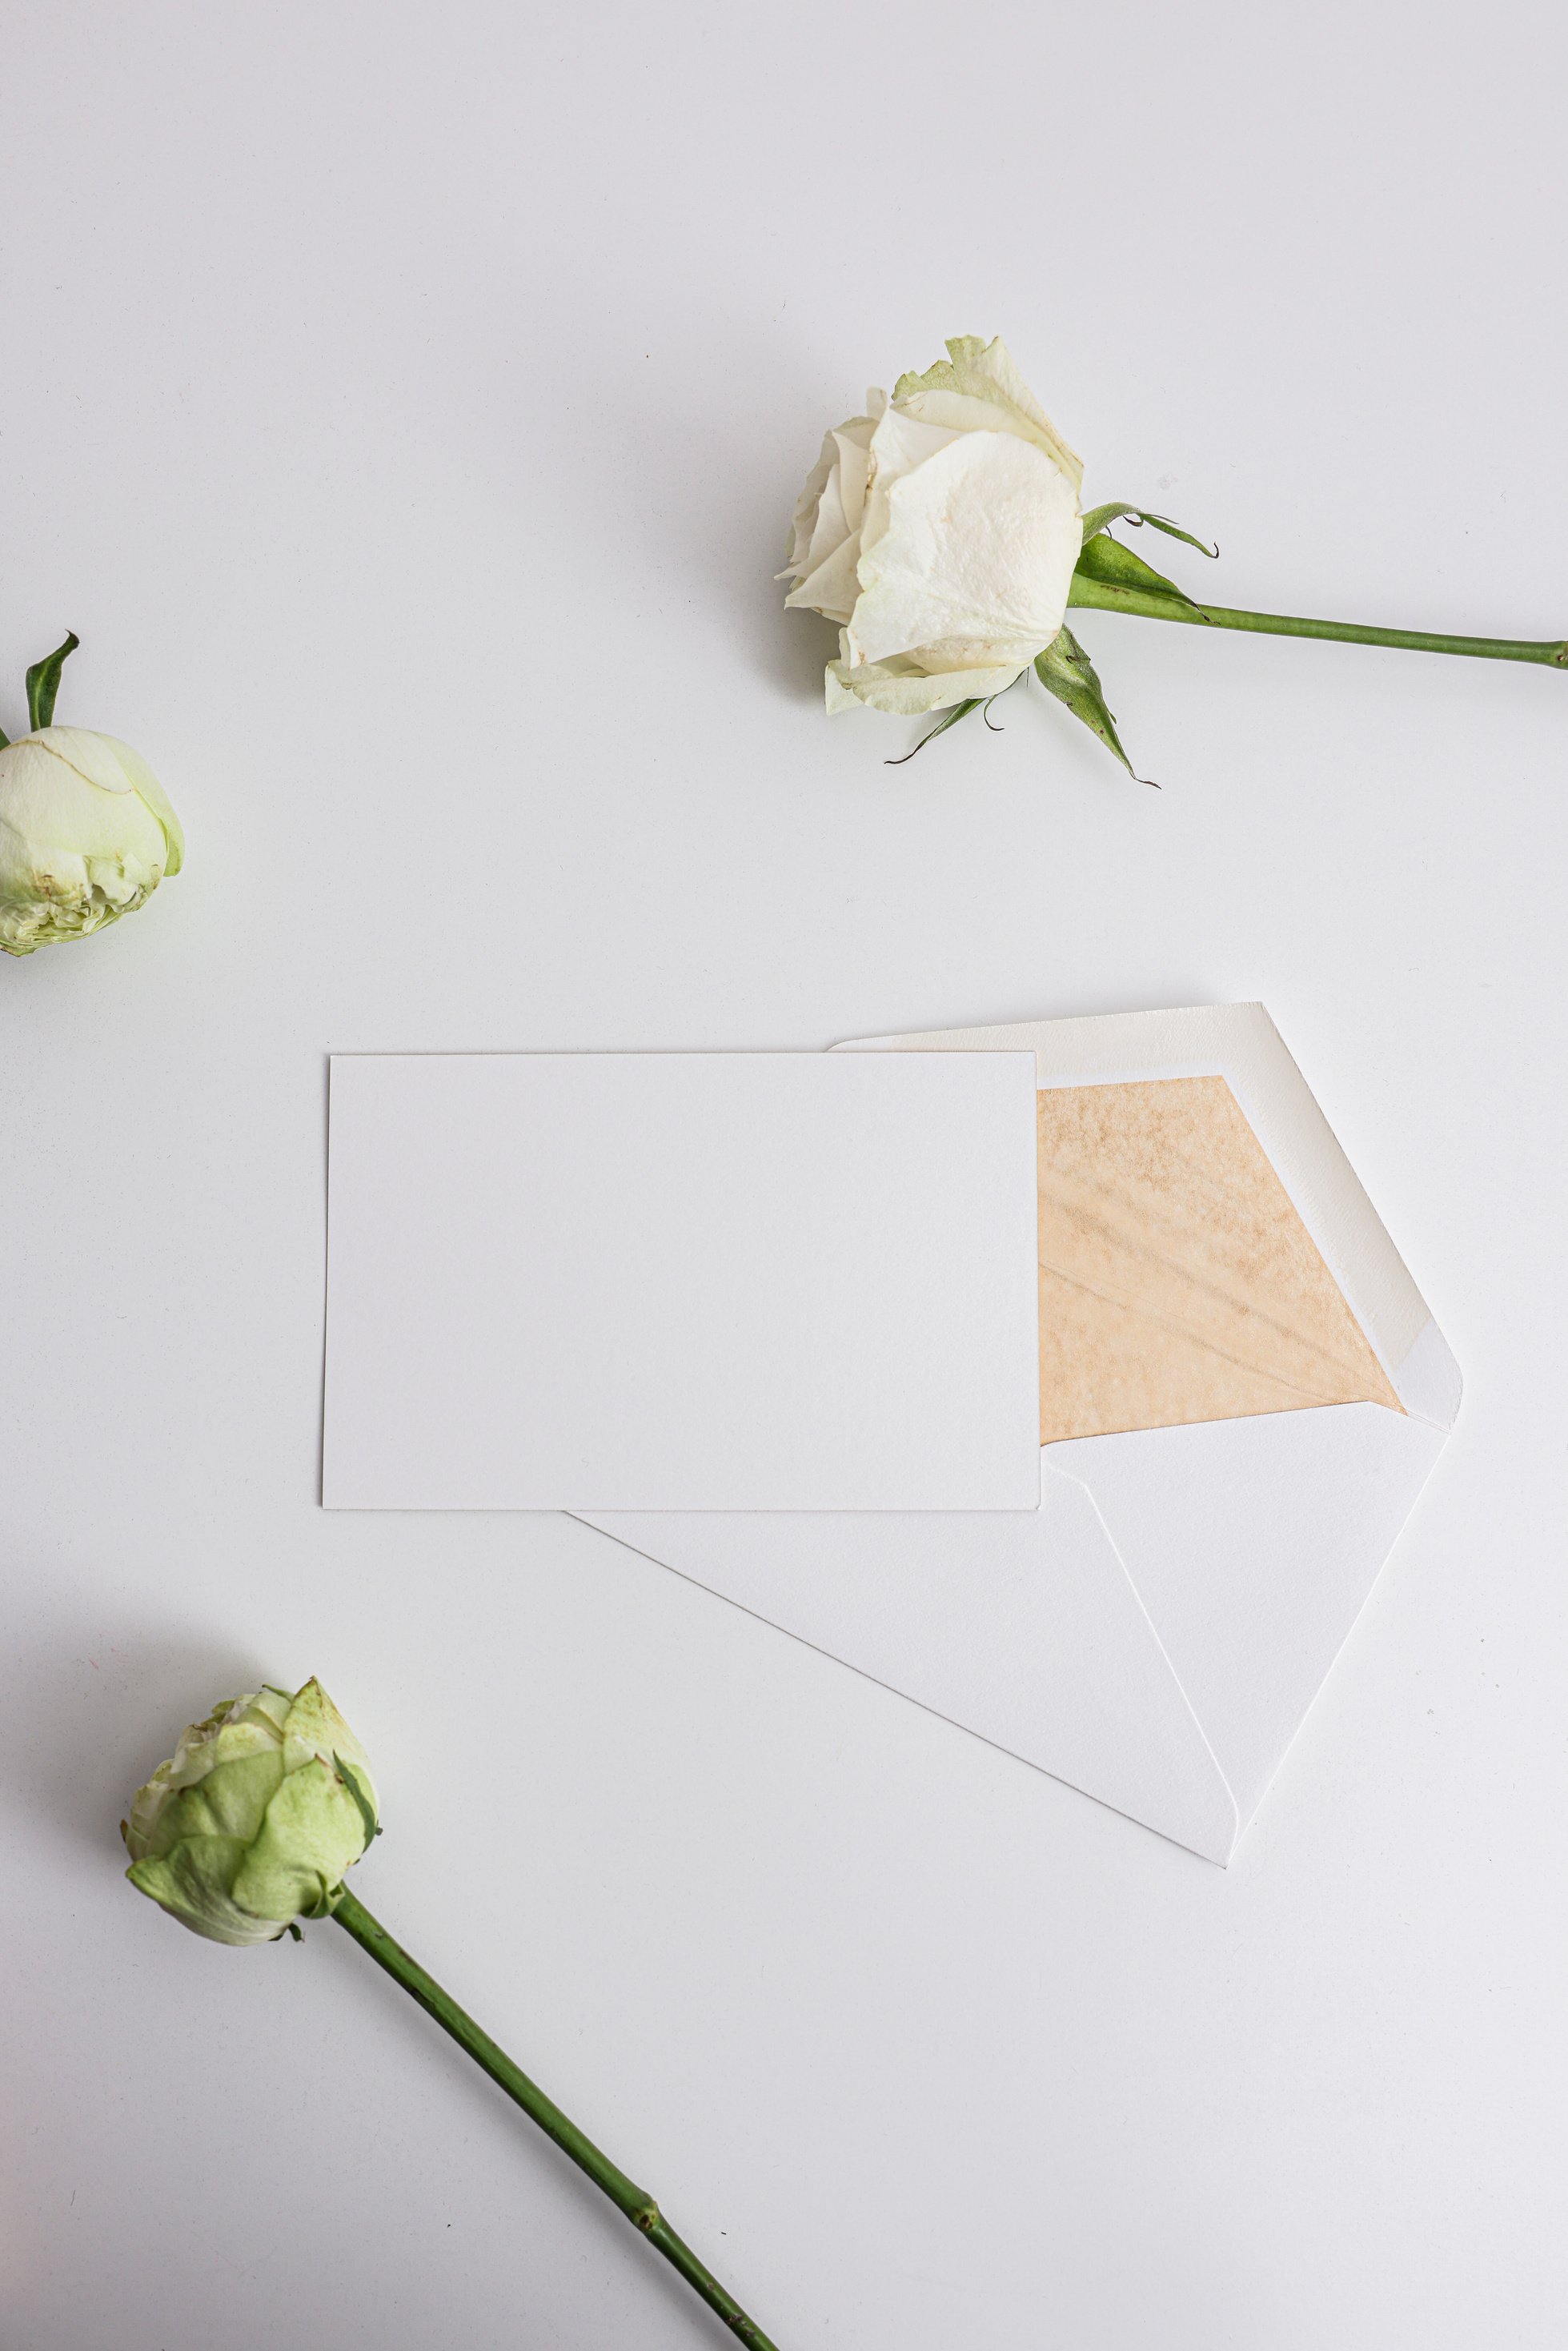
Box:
[0,726,184,956]
[122,1680,378,1947]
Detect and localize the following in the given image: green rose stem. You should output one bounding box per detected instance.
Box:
[332,1890,780,2350]
[1066,572,1568,668]
[124,1685,779,2348]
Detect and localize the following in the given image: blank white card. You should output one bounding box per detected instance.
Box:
[323,1052,1040,1511]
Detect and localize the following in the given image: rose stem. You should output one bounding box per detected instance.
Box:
[331,1892,780,2349]
[1066,574,1568,667]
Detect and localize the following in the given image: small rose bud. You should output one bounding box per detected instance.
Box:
[122,1681,378,1947]
[0,724,183,956]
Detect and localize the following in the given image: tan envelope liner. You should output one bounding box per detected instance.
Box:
[1037,1074,1402,1442]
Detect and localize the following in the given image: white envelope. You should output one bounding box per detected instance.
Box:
[578,1007,1461,1864]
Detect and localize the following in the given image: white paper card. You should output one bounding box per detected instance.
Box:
[323,1052,1040,1510]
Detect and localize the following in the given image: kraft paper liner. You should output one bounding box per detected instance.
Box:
[1036,1076,1402,1443]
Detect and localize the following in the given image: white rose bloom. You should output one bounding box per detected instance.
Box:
[781,335,1085,716]
[0,725,183,957]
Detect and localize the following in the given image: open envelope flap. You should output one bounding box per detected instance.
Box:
[579,1466,1239,1863]
[1049,1403,1449,1840]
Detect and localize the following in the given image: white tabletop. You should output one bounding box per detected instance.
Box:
[3,5,1564,2345]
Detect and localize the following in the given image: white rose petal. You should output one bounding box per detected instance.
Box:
[826,650,1030,717]
[892,332,1084,491]
[781,415,879,624]
[847,427,1081,672]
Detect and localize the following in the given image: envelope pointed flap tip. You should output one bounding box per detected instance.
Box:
[1390,1312,1463,1433]
[579,1464,1239,1866]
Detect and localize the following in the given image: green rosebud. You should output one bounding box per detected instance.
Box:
[0,726,184,956]
[122,1680,378,1947]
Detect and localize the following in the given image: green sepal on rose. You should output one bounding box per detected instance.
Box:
[1033,627,1149,784]
[1077,504,1217,559]
[1071,527,1208,620]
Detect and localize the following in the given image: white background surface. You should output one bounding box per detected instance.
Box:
[323,1050,1040,1509]
[2,2,1564,2344]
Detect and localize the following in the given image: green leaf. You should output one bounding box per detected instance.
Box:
[1033,626,1154,785]
[335,1751,380,1853]
[1072,531,1209,620]
[884,696,984,766]
[26,632,80,733]
[1080,504,1217,556]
